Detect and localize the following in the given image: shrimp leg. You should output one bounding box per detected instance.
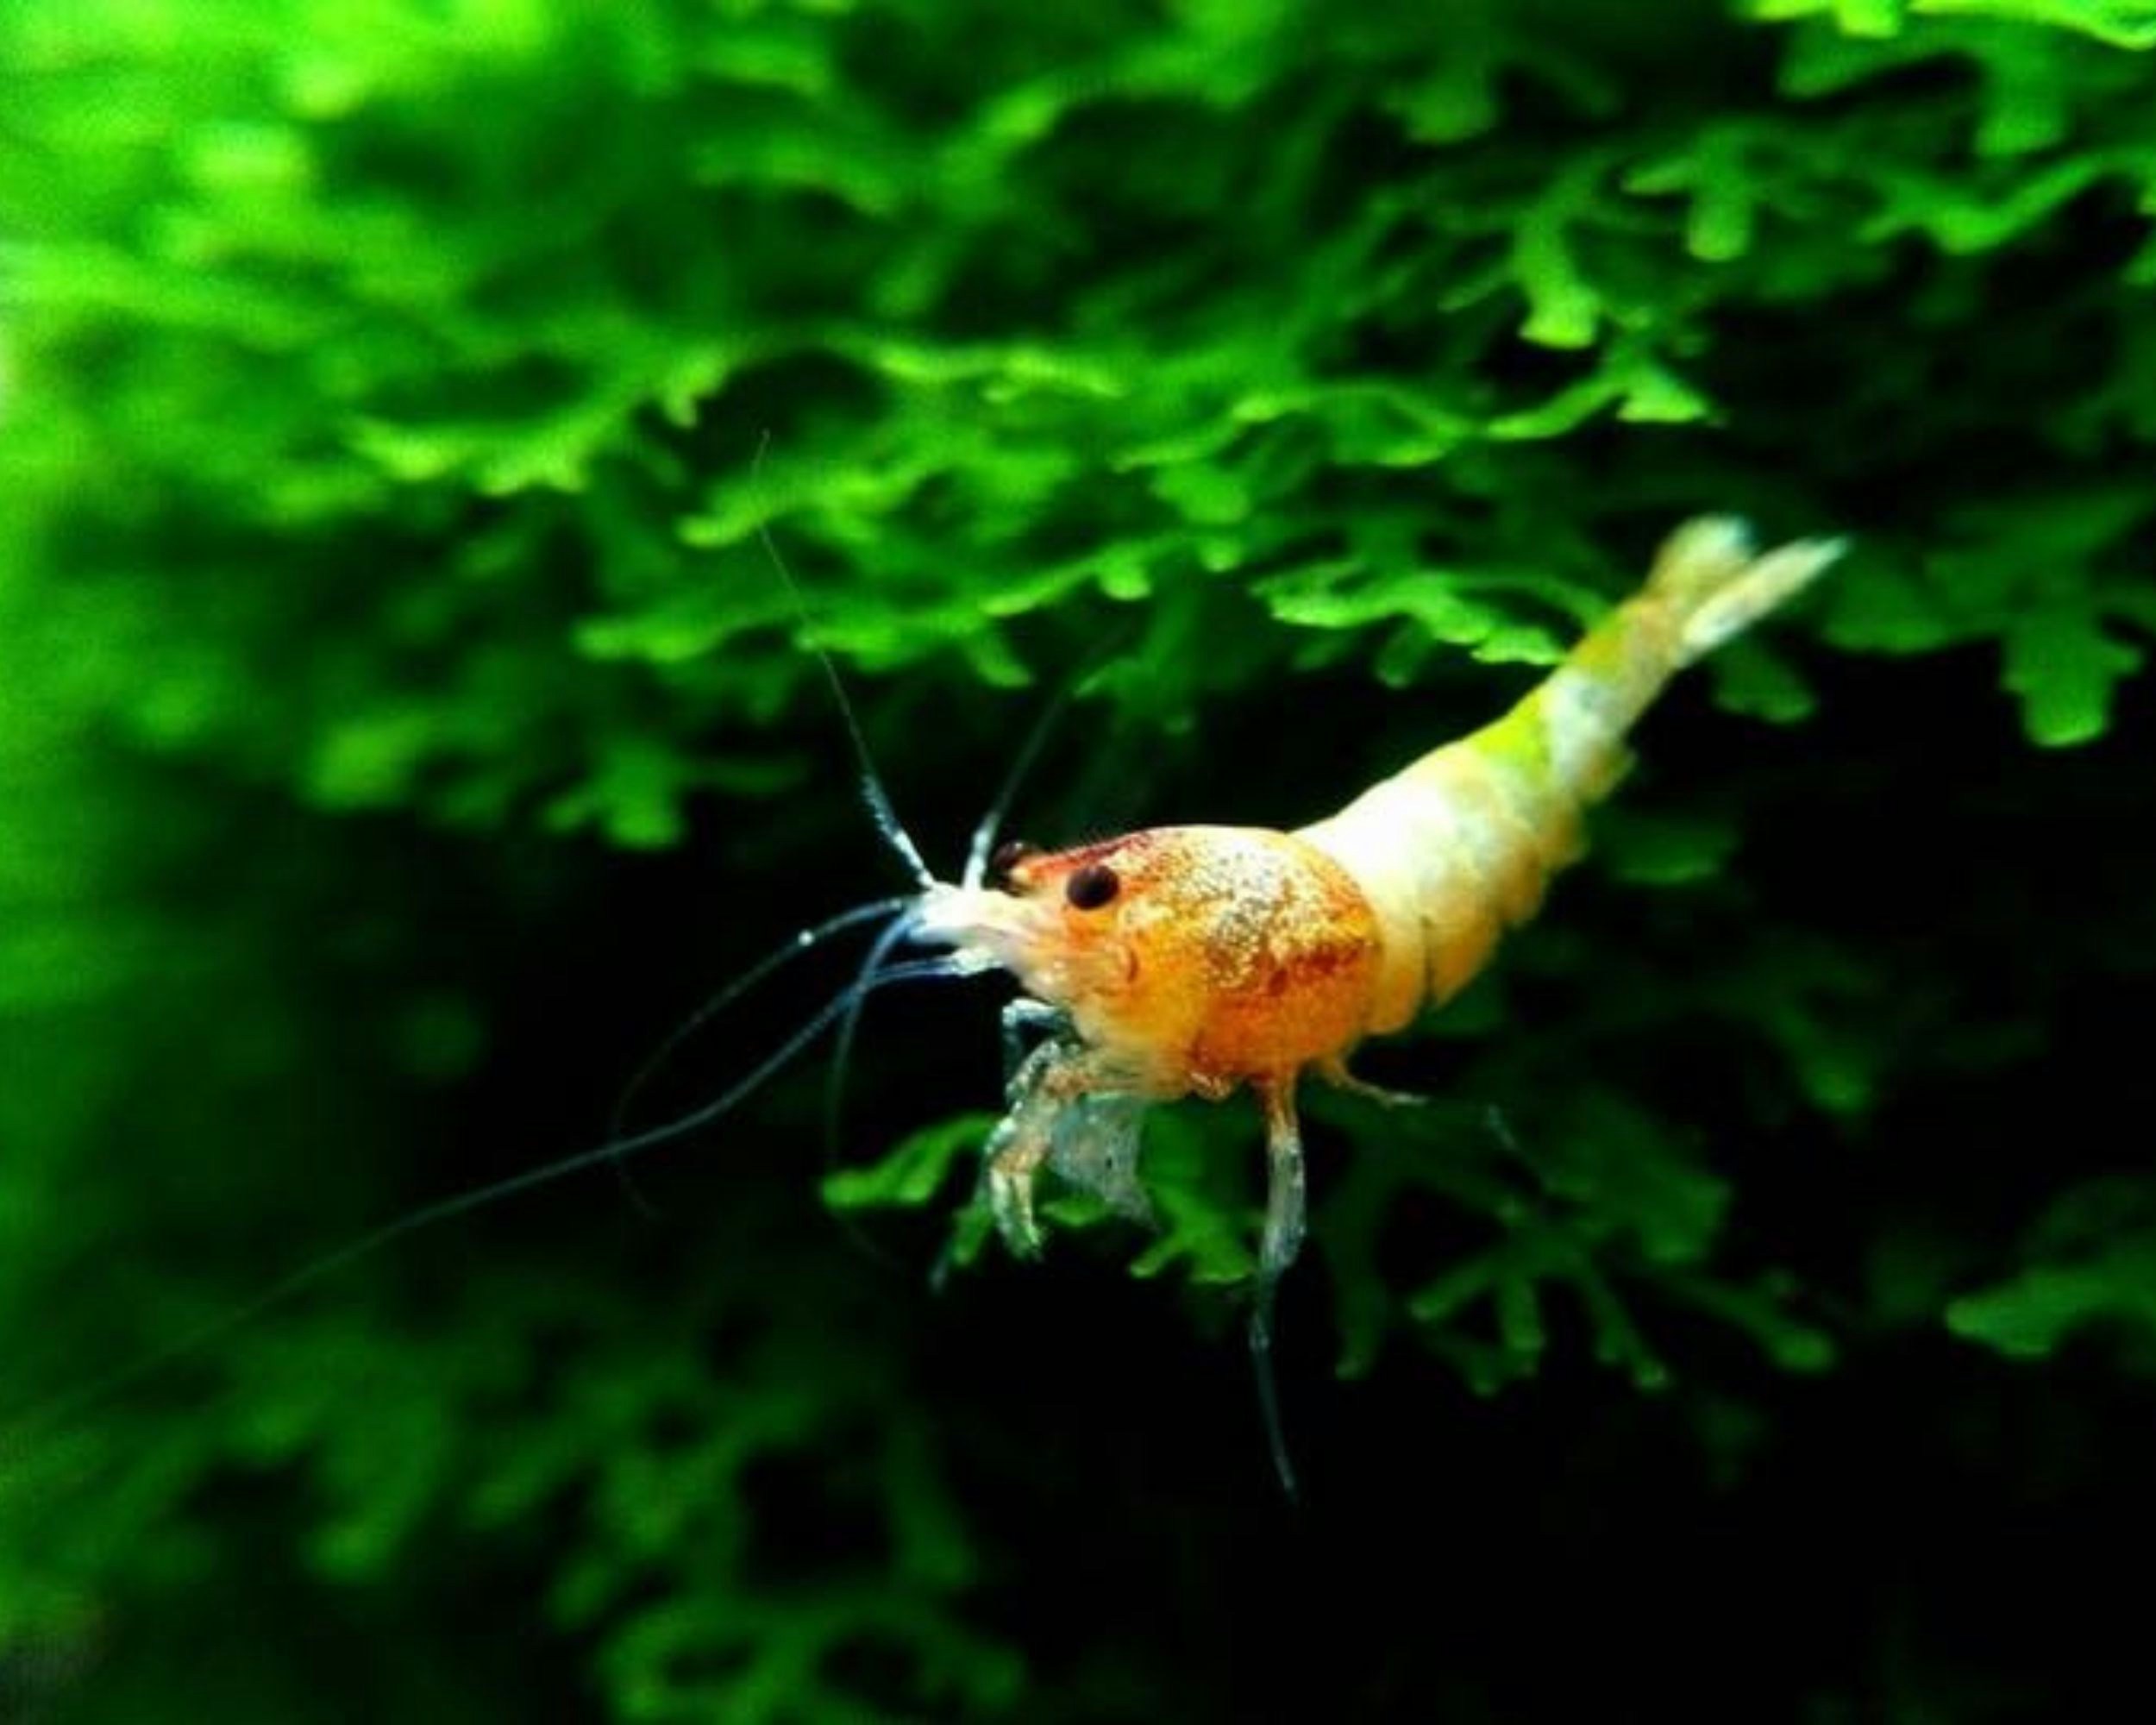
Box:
[1316,1057,1429,1111]
[1250,1080,1308,1500]
[999,996,1064,1085]
[1256,1082,1309,1294]
[983,1086,1056,1258]
[983,1038,1135,1257]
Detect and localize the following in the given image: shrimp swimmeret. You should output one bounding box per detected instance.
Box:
[905,517,1841,1483]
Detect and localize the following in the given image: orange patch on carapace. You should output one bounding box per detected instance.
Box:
[1005,826,1383,1096]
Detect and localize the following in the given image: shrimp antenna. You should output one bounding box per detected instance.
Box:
[962,663,1082,891]
[748,433,934,890]
[962,630,1131,890]
[818,911,925,1273]
[605,894,915,1213]
[5,952,962,1440]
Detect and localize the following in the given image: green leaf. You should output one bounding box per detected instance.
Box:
[2002,603,2144,747]
[822,1113,995,1212]
[1949,1178,2156,1361]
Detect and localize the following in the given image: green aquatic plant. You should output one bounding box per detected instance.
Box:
[4,0,2155,1718]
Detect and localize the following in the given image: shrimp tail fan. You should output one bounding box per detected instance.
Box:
[1645,517,1846,666]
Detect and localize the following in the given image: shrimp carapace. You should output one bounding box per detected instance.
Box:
[911,517,1844,1493]
[921,827,1382,1096]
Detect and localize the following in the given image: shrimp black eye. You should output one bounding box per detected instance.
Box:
[990,839,1037,888]
[1065,862,1120,911]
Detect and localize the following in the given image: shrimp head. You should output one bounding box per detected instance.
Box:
[916,825,1382,1101]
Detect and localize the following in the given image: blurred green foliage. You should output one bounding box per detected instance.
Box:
[4,0,2156,1718]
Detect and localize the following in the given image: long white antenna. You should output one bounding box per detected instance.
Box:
[962,630,1128,888]
[4,953,963,1440]
[749,433,935,889]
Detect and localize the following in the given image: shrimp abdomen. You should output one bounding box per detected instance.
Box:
[1299,518,1843,1035]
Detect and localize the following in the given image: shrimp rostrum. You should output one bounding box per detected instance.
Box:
[909,518,1841,1450]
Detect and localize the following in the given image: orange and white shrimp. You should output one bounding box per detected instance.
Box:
[14,518,1836,1458]
[907,517,1841,1478]
[19,521,1839,1467]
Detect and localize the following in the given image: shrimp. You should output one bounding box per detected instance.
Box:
[11,518,1835,1472]
[909,517,1843,1489]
